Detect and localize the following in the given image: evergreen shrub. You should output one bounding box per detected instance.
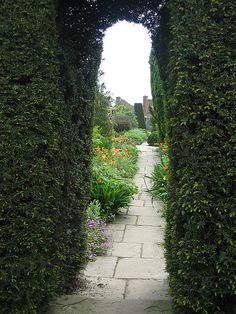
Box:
[147,131,159,146]
[134,103,146,129]
[124,128,147,145]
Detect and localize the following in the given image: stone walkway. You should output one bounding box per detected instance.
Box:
[49,143,172,314]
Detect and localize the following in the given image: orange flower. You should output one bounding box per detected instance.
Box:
[159,142,164,149]
[102,155,107,160]
[163,165,169,172]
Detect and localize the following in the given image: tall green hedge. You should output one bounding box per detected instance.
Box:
[0,1,93,312]
[0,1,66,312]
[134,103,146,129]
[161,1,236,312]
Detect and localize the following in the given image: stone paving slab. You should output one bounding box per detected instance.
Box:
[84,256,117,277]
[137,215,164,226]
[123,225,164,243]
[77,277,126,300]
[48,297,173,314]
[127,208,158,216]
[108,223,126,231]
[130,199,145,206]
[109,242,142,258]
[142,243,165,259]
[113,215,137,225]
[115,258,167,279]
[110,230,124,242]
[125,279,170,300]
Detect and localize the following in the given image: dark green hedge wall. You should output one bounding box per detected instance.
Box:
[162,1,236,312]
[134,103,146,129]
[0,1,97,312]
[0,1,66,313]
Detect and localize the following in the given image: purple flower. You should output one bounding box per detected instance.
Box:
[88,220,97,228]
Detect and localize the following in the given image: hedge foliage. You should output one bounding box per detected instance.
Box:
[149,53,166,141]
[134,103,146,129]
[1,0,235,313]
[0,1,162,312]
[0,1,66,313]
[155,1,236,312]
[0,0,97,312]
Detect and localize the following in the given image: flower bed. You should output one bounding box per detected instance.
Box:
[86,130,145,260]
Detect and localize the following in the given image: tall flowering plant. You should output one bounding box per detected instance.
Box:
[87,219,112,261]
[86,201,112,261]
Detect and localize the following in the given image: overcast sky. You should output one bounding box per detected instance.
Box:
[99,20,152,105]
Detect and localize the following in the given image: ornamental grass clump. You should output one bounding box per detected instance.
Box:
[147,143,169,203]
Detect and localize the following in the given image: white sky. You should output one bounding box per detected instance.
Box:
[99,20,152,106]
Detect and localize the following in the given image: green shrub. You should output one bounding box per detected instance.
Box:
[112,105,138,132]
[124,128,148,145]
[91,166,137,221]
[92,126,112,150]
[93,83,114,138]
[87,200,102,221]
[113,115,132,132]
[147,131,159,146]
[148,152,169,203]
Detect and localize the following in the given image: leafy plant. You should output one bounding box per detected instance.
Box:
[92,126,112,150]
[87,200,102,220]
[93,82,114,138]
[112,104,138,132]
[147,152,169,203]
[93,145,138,178]
[147,131,159,146]
[91,169,137,221]
[123,128,148,145]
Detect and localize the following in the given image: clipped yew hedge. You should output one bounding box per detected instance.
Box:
[134,103,146,129]
[159,1,236,313]
[149,52,166,142]
[0,1,90,312]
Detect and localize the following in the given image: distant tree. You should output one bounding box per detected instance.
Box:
[134,103,146,129]
[93,83,113,138]
[112,104,138,132]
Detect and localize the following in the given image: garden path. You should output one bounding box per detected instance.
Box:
[49,143,172,314]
